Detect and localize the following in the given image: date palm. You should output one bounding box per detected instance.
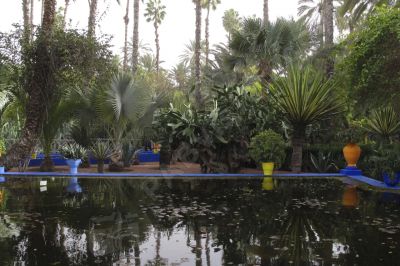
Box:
[144,0,166,74]
[230,17,311,82]
[268,65,343,172]
[298,0,324,45]
[123,0,131,70]
[263,0,269,23]
[132,0,141,73]
[338,0,399,24]
[193,0,203,108]
[5,0,57,168]
[201,0,221,67]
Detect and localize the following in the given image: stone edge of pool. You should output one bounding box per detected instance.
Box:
[1,171,399,190]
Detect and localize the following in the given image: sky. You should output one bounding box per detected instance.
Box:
[0,0,298,69]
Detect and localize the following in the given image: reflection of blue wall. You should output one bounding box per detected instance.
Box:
[66,177,82,193]
[0,176,5,183]
[28,153,110,167]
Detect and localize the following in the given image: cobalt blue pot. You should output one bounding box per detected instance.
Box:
[66,159,82,174]
[66,177,82,193]
[382,172,400,187]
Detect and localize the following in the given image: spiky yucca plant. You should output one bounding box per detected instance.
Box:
[364,107,400,144]
[269,65,343,172]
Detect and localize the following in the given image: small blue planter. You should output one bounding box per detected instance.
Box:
[0,166,4,174]
[66,177,82,193]
[383,172,400,187]
[0,176,5,183]
[66,159,82,174]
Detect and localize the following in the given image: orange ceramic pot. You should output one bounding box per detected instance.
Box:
[343,143,361,167]
[342,186,359,207]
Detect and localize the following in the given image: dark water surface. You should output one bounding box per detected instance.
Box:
[0,176,399,265]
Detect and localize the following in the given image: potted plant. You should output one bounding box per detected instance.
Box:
[249,129,286,176]
[90,141,111,173]
[380,150,400,187]
[339,122,364,175]
[59,143,86,174]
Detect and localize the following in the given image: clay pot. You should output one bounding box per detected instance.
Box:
[343,143,361,167]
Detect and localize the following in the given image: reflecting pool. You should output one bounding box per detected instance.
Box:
[0,176,399,265]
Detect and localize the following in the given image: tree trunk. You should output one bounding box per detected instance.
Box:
[132,0,140,74]
[291,132,305,173]
[88,0,98,39]
[123,0,130,70]
[5,0,56,169]
[323,0,334,77]
[30,0,34,40]
[154,21,160,74]
[205,3,210,67]
[194,0,203,108]
[63,0,70,29]
[258,58,272,82]
[22,0,31,44]
[97,160,104,173]
[263,0,269,24]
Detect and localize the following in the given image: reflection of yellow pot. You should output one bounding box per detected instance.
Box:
[343,143,361,167]
[31,152,37,159]
[262,162,274,176]
[262,177,274,190]
[342,186,358,207]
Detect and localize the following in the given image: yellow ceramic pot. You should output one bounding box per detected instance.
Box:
[262,177,274,191]
[262,162,274,176]
[343,143,361,167]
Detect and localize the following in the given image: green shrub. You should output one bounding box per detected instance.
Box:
[249,130,286,167]
[90,141,111,161]
[0,139,6,158]
[59,143,87,160]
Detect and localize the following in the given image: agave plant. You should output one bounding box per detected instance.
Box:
[59,143,86,160]
[269,65,343,172]
[90,141,111,173]
[364,107,400,144]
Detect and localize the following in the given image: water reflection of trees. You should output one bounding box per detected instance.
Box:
[0,177,400,265]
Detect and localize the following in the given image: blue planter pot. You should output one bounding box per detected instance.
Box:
[383,172,400,187]
[66,177,82,193]
[0,166,4,174]
[0,176,5,183]
[66,159,82,174]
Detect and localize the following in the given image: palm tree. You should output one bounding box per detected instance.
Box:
[298,0,325,45]
[63,0,72,29]
[123,0,131,70]
[193,0,203,107]
[132,0,140,74]
[268,65,342,172]
[230,17,311,82]
[323,0,334,76]
[5,0,57,168]
[179,40,206,72]
[201,0,221,67]
[263,0,269,23]
[144,0,166,74]
[222,9,241,41]
[87,0,98,38]
[338,0,399,24]
[22,0,31,44]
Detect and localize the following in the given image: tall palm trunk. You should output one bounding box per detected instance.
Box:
[291,131,305,172]
[88,0,98,39]
[132,0,140,74]
[123,0,130,70]
[323,0,334,77]
[204,3,210,67]
[5,0,57,168]
[263,0,269,24]
[63,0,70,29]
[154,21,160,73]
[194,0,203,108]
[30,0,34,40]
[22,0,31,44]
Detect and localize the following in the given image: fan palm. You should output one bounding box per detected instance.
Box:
[268,65,343,172]
[364,107,400,144]
[230,17,311,82]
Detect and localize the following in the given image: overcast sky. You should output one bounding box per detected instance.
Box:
[0,0,298,69]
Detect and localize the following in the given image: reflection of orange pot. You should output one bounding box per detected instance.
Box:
[343,143,361,167]
[342,186,359,207]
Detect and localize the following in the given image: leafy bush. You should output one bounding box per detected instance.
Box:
[0,139,6,158]
[249,130,286,167]
[59,143,86,160]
